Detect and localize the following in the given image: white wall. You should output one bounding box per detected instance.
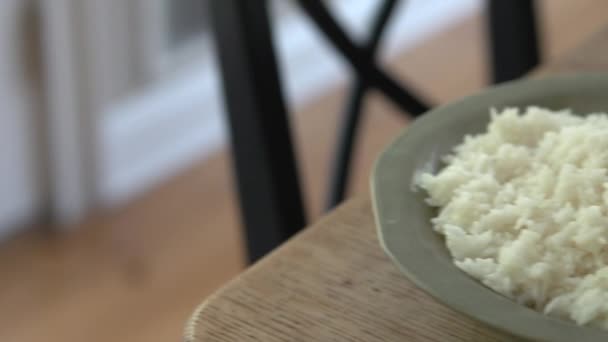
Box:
[0,0,43,236]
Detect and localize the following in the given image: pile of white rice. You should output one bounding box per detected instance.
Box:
[417,107,608,329]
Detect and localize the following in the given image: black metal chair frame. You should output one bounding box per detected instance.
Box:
[210,0,539,262]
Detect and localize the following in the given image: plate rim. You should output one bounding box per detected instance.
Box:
[372,72,608,342]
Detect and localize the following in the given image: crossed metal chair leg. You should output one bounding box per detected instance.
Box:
[295,0,431,209]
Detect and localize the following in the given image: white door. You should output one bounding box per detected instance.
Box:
[0,0,44,237]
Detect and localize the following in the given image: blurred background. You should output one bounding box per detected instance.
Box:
[0,0,607,341]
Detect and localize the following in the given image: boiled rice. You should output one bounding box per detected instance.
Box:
[418,107,608,329]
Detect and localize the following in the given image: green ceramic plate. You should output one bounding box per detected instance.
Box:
[372,73,608,342]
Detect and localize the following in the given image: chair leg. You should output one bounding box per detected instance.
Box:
[326,83,366,210]
[210,0,307,262]
[487,0,540,83]
[326,0,401,210]
[296,0,430,117]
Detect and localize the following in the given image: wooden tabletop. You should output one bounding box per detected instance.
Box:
[184,29,608,342]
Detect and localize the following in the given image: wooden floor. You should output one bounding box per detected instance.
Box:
[1,1,607,341]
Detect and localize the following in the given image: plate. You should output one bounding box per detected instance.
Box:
[372,73,608,341]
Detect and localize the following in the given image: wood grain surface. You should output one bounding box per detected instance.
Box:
[185,199,515,342]
[184,26,608,342]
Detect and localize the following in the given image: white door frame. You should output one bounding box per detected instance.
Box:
[40,0,130,225]
[41,0,93,226]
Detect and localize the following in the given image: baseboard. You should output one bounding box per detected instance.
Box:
[97,62,225,207]
[97,0,482,207]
